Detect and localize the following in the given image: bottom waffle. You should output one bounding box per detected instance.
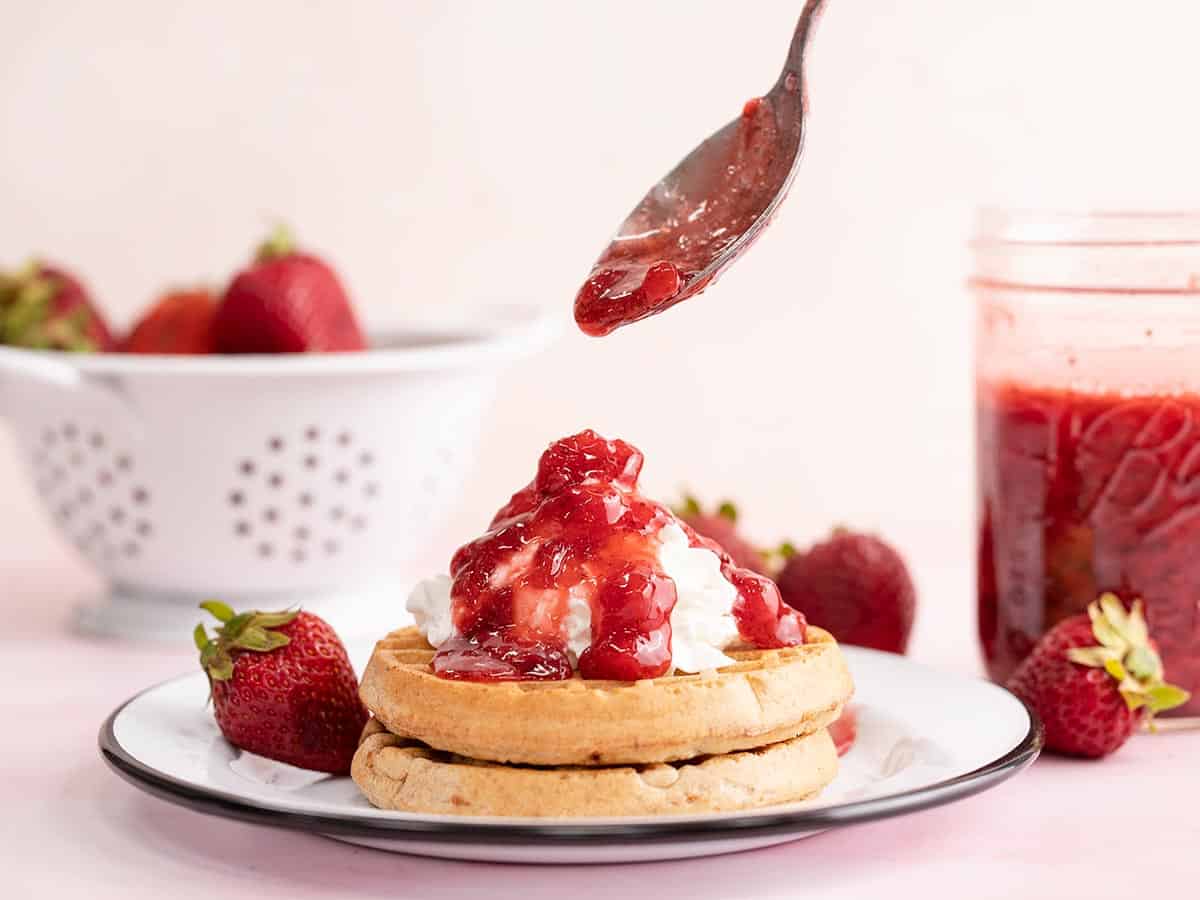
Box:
[351,718,839,817]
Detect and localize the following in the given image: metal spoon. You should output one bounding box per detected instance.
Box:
[574,0,829,336]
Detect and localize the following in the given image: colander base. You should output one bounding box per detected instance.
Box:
[73,581,411,643]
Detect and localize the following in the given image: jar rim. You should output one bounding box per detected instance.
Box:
[974,208,1200,248]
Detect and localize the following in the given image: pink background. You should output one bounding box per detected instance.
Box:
[6,0,1200,610]
[3,1,1200,895]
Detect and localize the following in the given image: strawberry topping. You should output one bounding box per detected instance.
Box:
[434,430,805,682]
[828,706,858,757]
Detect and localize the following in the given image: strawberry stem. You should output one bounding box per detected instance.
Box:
[1065,594,1191,719]
[195,602,299,683]
[256,225,296,262]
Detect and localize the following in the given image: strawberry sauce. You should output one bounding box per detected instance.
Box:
[574,97,781,337]
[828,706,857,757]
[978,381,1200,714]
[433,430,805,681]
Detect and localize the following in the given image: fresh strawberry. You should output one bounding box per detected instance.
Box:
[123,289,217,354]
[1007,594,1189,758]
[776,527,915,653]
[675,496,770,575]
[214,226,366,353]
[0,261,115,351]
[194,602,369,774]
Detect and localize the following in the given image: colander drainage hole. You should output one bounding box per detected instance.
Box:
[231,426,380,564]
[36,422,151,560]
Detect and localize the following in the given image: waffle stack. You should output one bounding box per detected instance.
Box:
[352,626,854,817]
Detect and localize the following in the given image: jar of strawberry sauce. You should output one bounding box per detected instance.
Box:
[975,210,1200,717]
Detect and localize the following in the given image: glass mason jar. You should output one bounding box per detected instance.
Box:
[974,210,1200,717]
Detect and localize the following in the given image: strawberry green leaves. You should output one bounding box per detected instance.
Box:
[195,601,298,683]
[0,262,96,352]
[674,494,739,522]
[1065,594,1190,719]
[1145,683,1192,714]
[762,540,798,567]
[199,599,235,622]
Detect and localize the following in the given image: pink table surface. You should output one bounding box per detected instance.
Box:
[4,553,1199,899]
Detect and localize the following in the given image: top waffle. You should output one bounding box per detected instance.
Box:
[358,625,853,766]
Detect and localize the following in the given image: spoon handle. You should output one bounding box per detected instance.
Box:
[778,0,829,89]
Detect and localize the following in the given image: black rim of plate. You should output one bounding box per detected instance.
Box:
[99,677,1043,847]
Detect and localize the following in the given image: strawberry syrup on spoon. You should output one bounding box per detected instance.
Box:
[574,97,781,337]
[433,430,805,681]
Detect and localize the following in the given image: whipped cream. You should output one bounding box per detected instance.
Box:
[656,522,740,671]
[406,574,455,648]
[406,522,740,674]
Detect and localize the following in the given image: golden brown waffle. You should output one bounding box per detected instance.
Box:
[352,718,838,817]
[358,626,853,766]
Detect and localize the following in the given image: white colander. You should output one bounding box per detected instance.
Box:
[0,305,558,641]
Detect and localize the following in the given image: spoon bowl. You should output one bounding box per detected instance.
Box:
[574,0,828,336]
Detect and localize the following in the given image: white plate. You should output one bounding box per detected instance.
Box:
[99,644,1041,864]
